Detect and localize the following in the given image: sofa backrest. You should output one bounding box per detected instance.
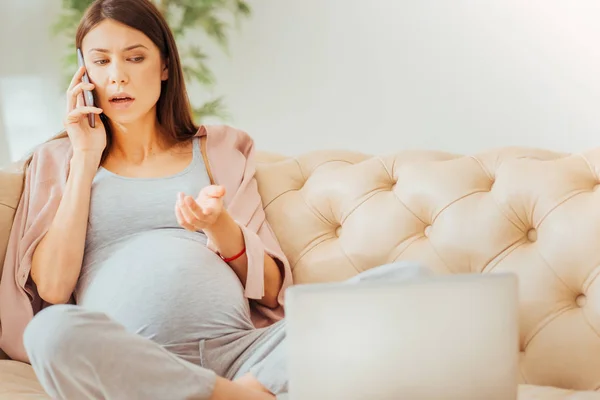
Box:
[253,147,600,392]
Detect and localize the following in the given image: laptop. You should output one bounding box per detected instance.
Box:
[284,272,519,400]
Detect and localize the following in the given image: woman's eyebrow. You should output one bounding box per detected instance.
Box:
[88,44,148,53]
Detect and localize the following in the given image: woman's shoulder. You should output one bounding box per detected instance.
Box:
[199,124,254,143]
[25,133,72,181]
[38,134,71,154]
[34,134,71,162]
[198,125,254,158]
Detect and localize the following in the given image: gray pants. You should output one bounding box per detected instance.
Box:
[24,261,431,400]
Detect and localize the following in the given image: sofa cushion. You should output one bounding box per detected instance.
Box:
[1,359,599,400]
[519,384,600,399]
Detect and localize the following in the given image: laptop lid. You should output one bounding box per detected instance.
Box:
[285,272,519,400]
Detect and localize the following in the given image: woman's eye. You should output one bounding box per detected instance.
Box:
[92,57,144,65]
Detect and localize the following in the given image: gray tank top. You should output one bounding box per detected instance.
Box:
[75,138,265,367]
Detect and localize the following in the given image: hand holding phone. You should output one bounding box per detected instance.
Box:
[64,50,106,158]
[76,48,95,128]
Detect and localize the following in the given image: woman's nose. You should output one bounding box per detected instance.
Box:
[111,75,128,84]
[109,64,128,85]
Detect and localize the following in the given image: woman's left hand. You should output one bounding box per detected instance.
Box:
[175,185,226,232]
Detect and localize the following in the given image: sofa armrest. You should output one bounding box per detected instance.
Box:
[0,163,25,362]
[0,360,47,398]
[520,384,600,399]
[0,163,25,295]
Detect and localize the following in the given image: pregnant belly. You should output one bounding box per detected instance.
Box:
[76,230,254,343]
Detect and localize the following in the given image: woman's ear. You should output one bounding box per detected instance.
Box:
[161,59,169,81]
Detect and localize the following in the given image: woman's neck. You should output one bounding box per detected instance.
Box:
[108,112,170,165]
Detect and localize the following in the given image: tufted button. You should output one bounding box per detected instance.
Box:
[576,294,587,307]
[526,229,537,242]
[335,226,342,237]
[424,225,432,237]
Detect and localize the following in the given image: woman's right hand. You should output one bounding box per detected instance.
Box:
[64,66,106,157]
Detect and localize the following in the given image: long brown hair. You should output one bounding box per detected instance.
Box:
[43,0,198,164]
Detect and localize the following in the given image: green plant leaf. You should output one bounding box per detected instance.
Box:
[50,10,81,37]
[234,0,251,17]
[200,14,228,47]
[62,0,92,13]
[183,61,215,86]
[193,97,230,121]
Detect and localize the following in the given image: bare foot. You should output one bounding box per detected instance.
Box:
[210,376,275,400]
[235,372,273,394]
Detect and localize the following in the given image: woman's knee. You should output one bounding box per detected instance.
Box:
[23,304,86,364]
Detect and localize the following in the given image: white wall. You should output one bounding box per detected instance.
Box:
[2,0,600,165]
[0,108,10,166]
[0,0,65,165]
[208,0,600,155]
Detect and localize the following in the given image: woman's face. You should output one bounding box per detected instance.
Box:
[81,19,168,125]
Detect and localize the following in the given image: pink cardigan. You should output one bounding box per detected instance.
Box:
[0,125,293,363]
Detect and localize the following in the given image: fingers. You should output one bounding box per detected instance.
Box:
[179,195,199,222]
[205,185,226,198]
[175,203,196,231]
[68,66,86,93]
[198,198,219,215]
[66,66,89,112]
[64,106,104,125]
[77,92,85,108]
[176,191,223,231]
[184,194,205,217]
[196,186,224,215]
[176,193,202,231]
[68,82,95,112]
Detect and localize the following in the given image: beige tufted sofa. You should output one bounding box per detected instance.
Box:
[3,146,600,399]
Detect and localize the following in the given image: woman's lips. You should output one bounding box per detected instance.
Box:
[108,98,135,109]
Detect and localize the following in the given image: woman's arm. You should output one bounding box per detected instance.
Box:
[179,132,291,310]
[30,152,99,304]
[204,210,283,309]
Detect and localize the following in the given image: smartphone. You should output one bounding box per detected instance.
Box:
[76,48,95,128]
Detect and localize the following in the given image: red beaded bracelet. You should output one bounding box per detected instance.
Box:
[219,246,246,263]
